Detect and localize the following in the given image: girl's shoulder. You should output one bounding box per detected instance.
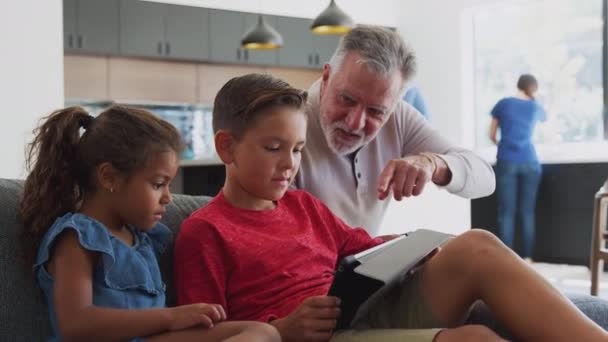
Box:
[35,213,114,268]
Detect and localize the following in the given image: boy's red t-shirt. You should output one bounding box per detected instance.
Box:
[174,189,383,322]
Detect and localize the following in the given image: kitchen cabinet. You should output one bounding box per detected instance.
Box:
[208,9,244,64]
[208,10,280,66]
[165,5,210,61]
[242,14,279,66]
[64,0,120,55]
[277,16,340,69]
[277,16,313,68]
[313,34,341,67]
[120,0,209,61]
[64,1,344,68]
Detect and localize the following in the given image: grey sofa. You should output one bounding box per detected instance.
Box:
[0,178,211,341]
[3,178,608,340]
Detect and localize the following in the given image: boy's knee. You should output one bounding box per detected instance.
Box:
[434,325,504,342]
[459,229,506,258]
[443,229,511,275]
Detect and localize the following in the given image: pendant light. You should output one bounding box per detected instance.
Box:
[311,0,354,35]
[241,14,283,50]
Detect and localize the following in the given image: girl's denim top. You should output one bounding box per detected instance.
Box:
[34,213,171,341]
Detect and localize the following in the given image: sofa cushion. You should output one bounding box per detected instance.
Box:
[0,178,210,340]
[0,179,52,339]
[159,194,211,306]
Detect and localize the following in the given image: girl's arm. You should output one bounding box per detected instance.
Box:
[489,118,499,145]
[50,230,220,342]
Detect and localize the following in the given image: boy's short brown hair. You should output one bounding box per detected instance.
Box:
[212,73,308,138]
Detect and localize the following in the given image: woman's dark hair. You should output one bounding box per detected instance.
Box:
[212,73,308,139]
[517,74,539,99]
[19,104,183,267]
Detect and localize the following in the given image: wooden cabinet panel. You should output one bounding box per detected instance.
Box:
[109,58,197,103]
[64,55,109,100]
[197,64,264,104]
[264,67,321,91]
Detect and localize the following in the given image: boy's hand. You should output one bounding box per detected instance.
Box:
[270,296,340,342]
[168,303,227,331]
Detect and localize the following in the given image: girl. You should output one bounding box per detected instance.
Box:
[490,74,546,260]
[20,105,280,342]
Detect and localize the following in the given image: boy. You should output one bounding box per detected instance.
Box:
[174,73,608,342]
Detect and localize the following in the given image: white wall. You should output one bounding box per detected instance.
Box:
[379,0,503,235]
[0,0,64,179]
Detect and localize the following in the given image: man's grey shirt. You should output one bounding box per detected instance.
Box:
[294,80,495,236]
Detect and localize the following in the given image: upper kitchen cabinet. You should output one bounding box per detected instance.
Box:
[208,10,278,66]
[276,16,341,69]
[63,0,120,55]
[165,6,210,61]
[208,9,245,64]
[120,0,210,61]
[242,14,279,66]
[312,34,341,67]
[120,0,165,58]
[277,16,313,68]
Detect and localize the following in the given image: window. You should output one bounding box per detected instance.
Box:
[472,0,604,159]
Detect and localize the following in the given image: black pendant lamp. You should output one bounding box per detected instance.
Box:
[241,14,283,50]
[311,0,354,35]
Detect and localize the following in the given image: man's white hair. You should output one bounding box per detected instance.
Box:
[328,25,417,88]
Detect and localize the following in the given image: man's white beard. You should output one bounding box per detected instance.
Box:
[319,115,371,155]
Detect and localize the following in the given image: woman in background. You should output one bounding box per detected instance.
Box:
[490,74,546,260]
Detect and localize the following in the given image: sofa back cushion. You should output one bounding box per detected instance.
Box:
[0,178,210,340]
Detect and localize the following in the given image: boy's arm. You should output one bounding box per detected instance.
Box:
[174,219,229,310]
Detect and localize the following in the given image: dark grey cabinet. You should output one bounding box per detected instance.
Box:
[120,0,165,58]
[208,9,245,64]
[313,34,341,67]
[277,16,313,68]
[208,10,279,66]
[277,16,341,69]
[63,1,341,67]
[120,0,209,61]
[243,14,279,66]
[165,6,210,61]
[63,0,120,54]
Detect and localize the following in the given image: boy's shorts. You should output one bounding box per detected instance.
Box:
[330,270,443,342]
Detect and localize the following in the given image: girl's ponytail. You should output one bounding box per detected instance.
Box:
[20,107,92,266]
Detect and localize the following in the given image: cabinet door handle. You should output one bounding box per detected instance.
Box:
[237,48,241,60]
[315,53,320,65]
[165,42,170,56]
[67,34,74,49]
[158,41,163,55]
[77,35,83,49]
[308,54,312,65]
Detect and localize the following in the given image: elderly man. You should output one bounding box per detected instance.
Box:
[295,25,494,236]
[295,25,608,339]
